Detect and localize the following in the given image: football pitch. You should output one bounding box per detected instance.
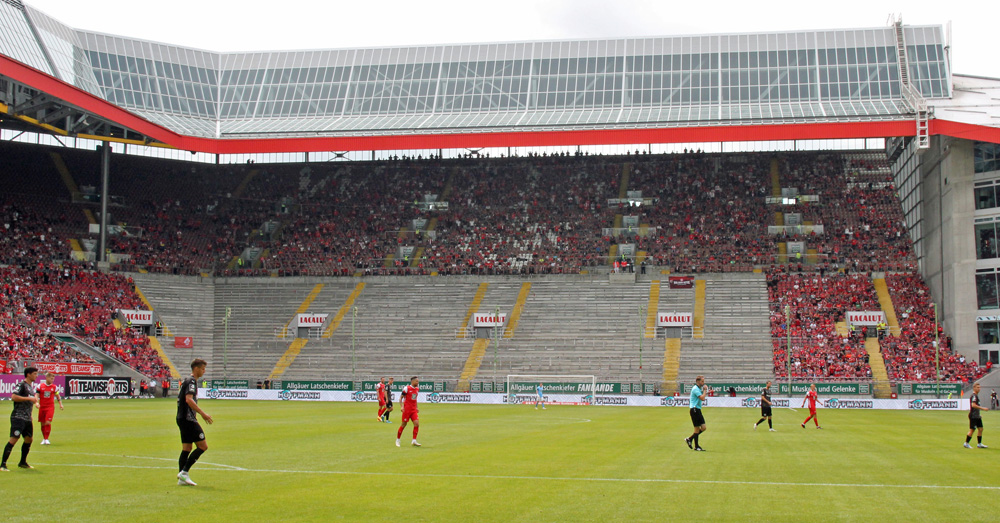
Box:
[6,399,1000,522]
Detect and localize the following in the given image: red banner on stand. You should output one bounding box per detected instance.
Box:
[29,362,104,375]
[668,276,694,289]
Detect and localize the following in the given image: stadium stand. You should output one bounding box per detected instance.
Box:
[0,139,980,388]
[882,273,985,383]
[0,264,166,377]
[767,271,877,380]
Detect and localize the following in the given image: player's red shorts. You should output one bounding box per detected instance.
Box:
[809,407,817,415]
[38,408,54,423]
[401,409,419,423]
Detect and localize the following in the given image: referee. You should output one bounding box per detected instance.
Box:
[685,376,709,451]
[754,380,775,431]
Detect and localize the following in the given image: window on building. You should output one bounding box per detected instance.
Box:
[975,142,1000,174]
[979,322,1000,345]
[976,222,999,259]
[976,185,998,210]
[977,272,999,309]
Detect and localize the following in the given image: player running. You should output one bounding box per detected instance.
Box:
[382,377,395,423]
[801,383,822,429]
[176,359,213,486]
[753,381,775,431]
[396,376,421,447]
[2,367,38,471]
[685,375,709,451]
[35,372,63,445]
[535,383,546,410]
[965,382,989,448]
[376,377,387,422]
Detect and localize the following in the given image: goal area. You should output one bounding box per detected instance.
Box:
[506,375,598,406]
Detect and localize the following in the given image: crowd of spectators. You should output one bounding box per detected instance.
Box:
[420,156,616,275]
[882,273,986,383]
[767,271,875,380]
[631,153,775,272]
[768,152,917,273]
[0,263,169,378]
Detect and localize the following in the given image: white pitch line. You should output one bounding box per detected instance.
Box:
[35,462,1000,491]
[40,451,247,470]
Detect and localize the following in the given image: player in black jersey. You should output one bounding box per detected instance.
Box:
[382,377,395,423]
[964,382,988,449]
[753,381,775,432]
[176,359,213,485]
[2,367,38,471]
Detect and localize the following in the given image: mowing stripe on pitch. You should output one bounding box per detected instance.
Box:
[34,462,1000,490]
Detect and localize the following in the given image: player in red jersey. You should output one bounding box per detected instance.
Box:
[395,376,420,447]
[376,377,387,422]
[35,372,63,445]
[801,383,822,429]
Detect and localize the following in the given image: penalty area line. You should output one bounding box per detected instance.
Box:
[35,463,1000,490]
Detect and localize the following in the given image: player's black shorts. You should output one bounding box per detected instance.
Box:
[177,419,206,443]
[970,417,984,430]
[9,418,32,439]
[690,408,706,427]
[385,399,393,408]
[761,405,772,417]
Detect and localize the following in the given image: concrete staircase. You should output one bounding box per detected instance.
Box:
[864,337,894,398]
[500,280,650,382]
[210,280,327,382]
[678,273,773,382]
[656,279,695,392]
[131,273,781,388]
[284,281,484,382]
[50,333,151,382]
[130,273,215,375]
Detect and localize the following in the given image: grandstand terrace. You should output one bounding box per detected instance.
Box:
[0,137,983,390]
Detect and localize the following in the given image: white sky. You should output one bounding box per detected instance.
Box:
[25,0,1000,78]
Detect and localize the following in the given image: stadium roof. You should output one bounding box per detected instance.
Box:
[1,0,999,153]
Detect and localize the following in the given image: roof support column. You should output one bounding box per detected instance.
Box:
[99,141,110,264]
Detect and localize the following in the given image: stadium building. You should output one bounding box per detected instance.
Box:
[2,0,1000,392]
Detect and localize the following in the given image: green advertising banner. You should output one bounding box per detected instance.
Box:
[276,380,353,391]
[898,383,962,395]
[209,379,249,389]
[681,382,769,394]
[679,382,868,395]
[778,383,864,395]
[507,382,622,394]
[360,381,444,392]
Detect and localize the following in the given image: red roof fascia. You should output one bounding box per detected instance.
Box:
[930,120,1000,145]
[2,53,937,154]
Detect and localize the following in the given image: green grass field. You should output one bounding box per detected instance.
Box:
[4,399,999,522]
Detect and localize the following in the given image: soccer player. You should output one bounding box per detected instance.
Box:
[35,372,64,445]
[2,367,38,471]
[685,375,709,451]
[535,383,546,410]
[991,388,998,410]
[176,359,214,486]
[801,383,822,429]
[376,377,387,422]
[396,376,421,447]
[382,377,395,423]
[965,382,989,448]
[753,381,775,431]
